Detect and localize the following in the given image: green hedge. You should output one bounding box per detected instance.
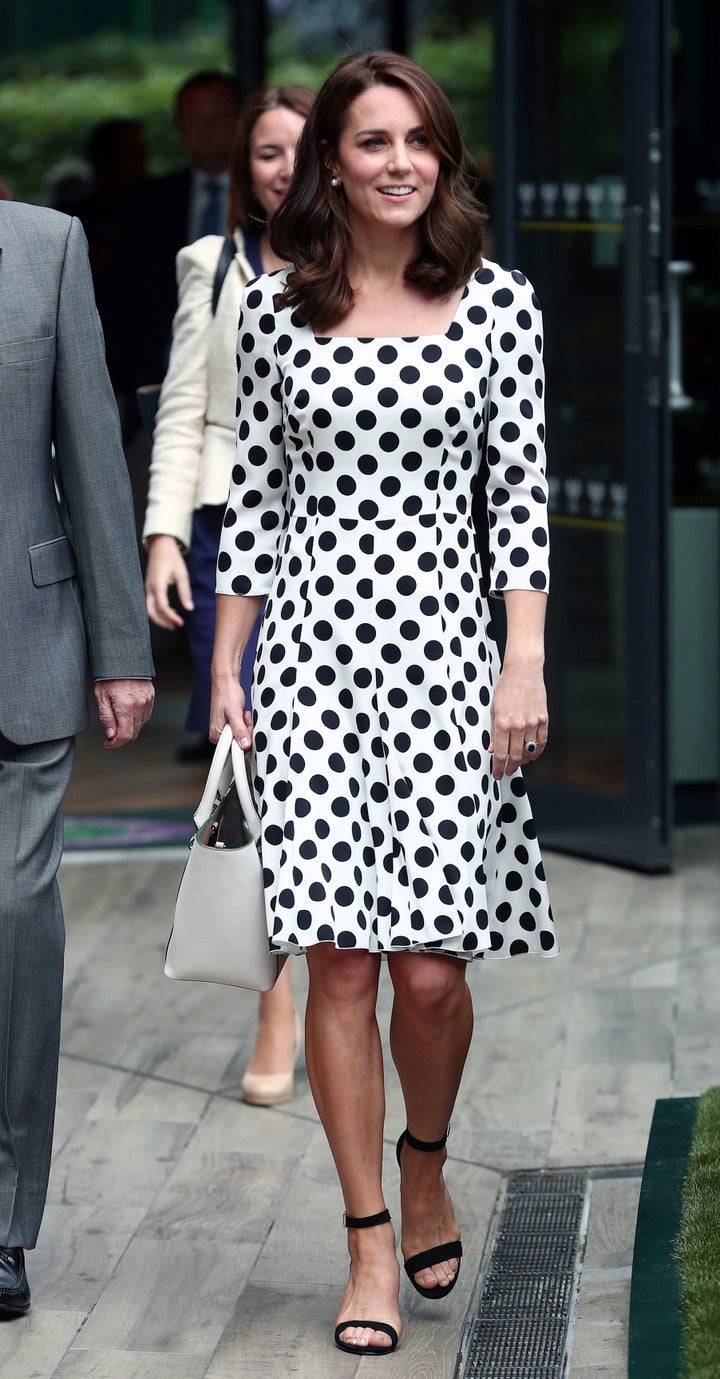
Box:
[413,25,493,162]
[266,19,494,164]
[0,28,230,204]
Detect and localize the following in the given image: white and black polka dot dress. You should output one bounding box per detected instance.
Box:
[217,262,557,961]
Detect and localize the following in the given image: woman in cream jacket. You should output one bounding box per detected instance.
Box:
[143,83,314,1106]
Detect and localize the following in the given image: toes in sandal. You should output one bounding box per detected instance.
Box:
[334,1320,399,1357]
[334,1208,400,1356]
[396,1128,463,1299]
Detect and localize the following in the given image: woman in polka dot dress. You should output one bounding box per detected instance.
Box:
[211,51,558,1358]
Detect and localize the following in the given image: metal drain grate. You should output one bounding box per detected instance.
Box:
[457,1170,588,1379]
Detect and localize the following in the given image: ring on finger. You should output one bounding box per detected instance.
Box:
[525,739,538,755]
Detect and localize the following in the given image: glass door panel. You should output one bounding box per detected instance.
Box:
[516,3,628,796]
[494,0,672,868]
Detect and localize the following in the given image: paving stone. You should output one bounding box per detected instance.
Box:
[569,1276,631,1370]
[550,1062,669,1167]
[31,1204,146,1312]
[189,1098,317,1157]
[76,1238,257,1356]
[583,1176,641,1271]
[54,1353,208,1378]
[46,1119,194,1209]
[0,1310,84,1378]
[139,1148,298,1245]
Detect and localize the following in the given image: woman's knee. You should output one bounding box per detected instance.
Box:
[307,944,380,1007]
[389,953,467,1016]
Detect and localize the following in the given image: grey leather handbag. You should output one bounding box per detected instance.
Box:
[165,725,286,991]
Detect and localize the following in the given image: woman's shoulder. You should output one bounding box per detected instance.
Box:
[241,267,293,316]
[176,233,244,299]
[243,266,290,294]
[176,234,225,276]
[177,231,252,283]
[469,259,539,306]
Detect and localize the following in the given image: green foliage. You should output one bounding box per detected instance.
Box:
[0,26,229,204]
[558,12,624,174]
[266,14,493,163]
[413,24,493,161]
[676,1087,720,1379]
[265,14,335,92]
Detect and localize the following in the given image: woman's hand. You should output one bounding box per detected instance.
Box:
[145,535,194,629]
[489,659,548,779]
[209,674,252,747]
[210,593,264,747]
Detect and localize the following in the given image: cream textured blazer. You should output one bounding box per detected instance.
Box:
[142,230,255,551]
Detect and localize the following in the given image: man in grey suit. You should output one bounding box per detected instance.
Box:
[0,200,155,1315]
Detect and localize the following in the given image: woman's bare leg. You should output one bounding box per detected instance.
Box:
[387,953,473,1293]
[243,962,298,1077]
[305,945,401,1351]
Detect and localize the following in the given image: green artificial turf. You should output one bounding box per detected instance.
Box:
[676,1086,720,1379]
[628,1098,697,1379]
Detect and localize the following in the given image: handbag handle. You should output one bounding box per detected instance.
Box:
[193,724,261,843]
[230,736,262,843]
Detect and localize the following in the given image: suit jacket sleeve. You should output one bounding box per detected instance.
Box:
[52,217,154,680]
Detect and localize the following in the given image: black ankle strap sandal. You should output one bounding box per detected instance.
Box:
[334,1208,400,1357]
[343,1207,392,1229]
[400,1126,450,1153]
[396,1128,463,1300]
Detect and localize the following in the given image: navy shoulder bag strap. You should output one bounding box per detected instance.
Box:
[211,235,237,317]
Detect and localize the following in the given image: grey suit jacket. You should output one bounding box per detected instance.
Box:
[0,201,154,745]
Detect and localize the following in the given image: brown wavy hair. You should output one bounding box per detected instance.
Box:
[226,83,315,235]
[270,51,485,330]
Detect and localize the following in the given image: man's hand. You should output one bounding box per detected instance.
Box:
[94,679,155,749]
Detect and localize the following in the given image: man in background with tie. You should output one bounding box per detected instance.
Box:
[104,70,241,397]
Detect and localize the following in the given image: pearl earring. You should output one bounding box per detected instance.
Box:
[330,176,341,188]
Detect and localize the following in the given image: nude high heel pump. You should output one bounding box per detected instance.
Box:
[241,1009,302,1107]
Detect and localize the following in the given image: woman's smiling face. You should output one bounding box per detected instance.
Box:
[330,83,440,238]
[250,105,306,220]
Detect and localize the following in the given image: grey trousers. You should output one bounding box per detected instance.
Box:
[0,731,75,1248]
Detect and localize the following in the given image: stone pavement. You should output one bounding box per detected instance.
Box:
[1,825,717,1378]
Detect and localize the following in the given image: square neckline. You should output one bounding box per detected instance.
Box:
[309,281,472,344]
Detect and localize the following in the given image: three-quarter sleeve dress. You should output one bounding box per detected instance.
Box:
[217,261,558,961]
